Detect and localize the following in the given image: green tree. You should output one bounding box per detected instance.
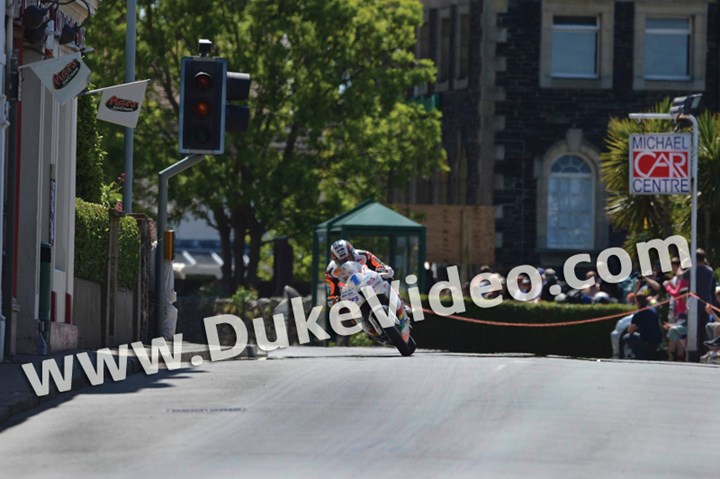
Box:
[85,0,445,293]
[600,99,720,260]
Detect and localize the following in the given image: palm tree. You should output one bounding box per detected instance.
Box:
[696,110,720,255]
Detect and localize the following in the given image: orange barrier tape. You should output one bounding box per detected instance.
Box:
[689,292,720,314]
[421,294,681,328]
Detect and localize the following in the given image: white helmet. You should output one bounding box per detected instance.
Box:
[330,239,358,265]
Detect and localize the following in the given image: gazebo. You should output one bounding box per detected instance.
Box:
[312,200,426,305]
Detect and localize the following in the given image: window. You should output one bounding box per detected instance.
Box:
[439,16,451,83]
[540,0,613,89]
[551,16,598,78]
[434,8,451,91]
[546,156,594,250]
[633,2,707,91]
[457,12,469,81]
[644,18,690,80]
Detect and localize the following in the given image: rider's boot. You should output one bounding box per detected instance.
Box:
[403,305,415,325]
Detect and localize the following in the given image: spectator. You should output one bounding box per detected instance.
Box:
[637,274,663,296]
[598,280,621,303]
[540,268,566,301]
[660,260,689,361]
[703,287,720,349]
[581,271,600,303]
[514,273,539,303]
[663,315,688,362]
[664,257,689,322]
[684,248,716,358]
[491,274,507,300]
[625,292,636,305]
[625,292,663,360]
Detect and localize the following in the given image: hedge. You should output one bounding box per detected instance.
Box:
[76,88,105,204]
[74,198,140,290]
[118,214,141,290]
[411,299,634,358]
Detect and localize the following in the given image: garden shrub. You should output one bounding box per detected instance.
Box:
[74,199,108,284]
[118,214,140,290]
[75,198,140,290]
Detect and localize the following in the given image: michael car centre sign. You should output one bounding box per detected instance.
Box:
[629,133,691,195]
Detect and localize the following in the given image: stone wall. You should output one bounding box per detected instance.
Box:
[176,295,314,347]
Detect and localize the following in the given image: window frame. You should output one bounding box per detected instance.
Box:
[454,4,470,89]
[550,16,600,79]
[546,155,595,251]
[435,8,452,92]
[633,1,707,91]
[540,0,614,89]
[535,136,606,253]
[643,18,691,81]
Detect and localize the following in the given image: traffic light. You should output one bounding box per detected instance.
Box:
[226,72,251,133]
[179,57,227,154]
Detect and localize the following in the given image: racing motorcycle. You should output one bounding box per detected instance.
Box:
[335,261,416,356]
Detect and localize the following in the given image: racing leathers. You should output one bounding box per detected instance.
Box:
[325,249,393,307]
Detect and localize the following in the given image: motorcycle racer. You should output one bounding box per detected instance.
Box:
[325,239,394,307]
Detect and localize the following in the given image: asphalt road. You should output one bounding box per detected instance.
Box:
[1,346,719,478]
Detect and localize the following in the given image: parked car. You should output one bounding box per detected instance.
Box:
[610,314,634,359]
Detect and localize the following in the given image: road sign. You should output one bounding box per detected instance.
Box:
[629,133,691,195]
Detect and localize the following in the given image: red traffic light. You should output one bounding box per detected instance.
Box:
[179,57,226,154]
[194,72,213,90]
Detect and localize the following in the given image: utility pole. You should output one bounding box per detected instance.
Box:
[123,0,136,212]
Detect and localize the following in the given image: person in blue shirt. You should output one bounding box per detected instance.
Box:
[625,292,663,360]
[684,249,716,357]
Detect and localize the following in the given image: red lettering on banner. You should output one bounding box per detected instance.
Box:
[52,59,81,90]
[105,96,139,112]
[632,151,689,178]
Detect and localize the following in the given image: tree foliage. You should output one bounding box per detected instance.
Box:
[84,0,445,292]
[600,99,720,261]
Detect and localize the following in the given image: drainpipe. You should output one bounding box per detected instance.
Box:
[2,26,15,361]
[0,0,10,362]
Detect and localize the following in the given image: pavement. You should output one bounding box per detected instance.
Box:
[0,340,262,425]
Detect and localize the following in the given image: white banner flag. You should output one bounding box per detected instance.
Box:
[25,53,90,105]
[96,80,149,128]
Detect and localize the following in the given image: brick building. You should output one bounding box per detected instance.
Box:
[394,0,719,272]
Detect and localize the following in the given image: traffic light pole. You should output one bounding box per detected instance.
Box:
[162,40,251,337]
[154,154,203,337]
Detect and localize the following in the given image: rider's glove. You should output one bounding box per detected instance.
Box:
[380,266,394,279]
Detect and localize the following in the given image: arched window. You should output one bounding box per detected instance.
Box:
[546,155,594,249]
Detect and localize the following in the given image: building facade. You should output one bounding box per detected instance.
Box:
[4,0,98,356]
[397,0,718,271]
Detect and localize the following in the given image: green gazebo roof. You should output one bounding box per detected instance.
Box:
[315,200,424,234]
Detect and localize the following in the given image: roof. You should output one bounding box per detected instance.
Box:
[316,200,424,235]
